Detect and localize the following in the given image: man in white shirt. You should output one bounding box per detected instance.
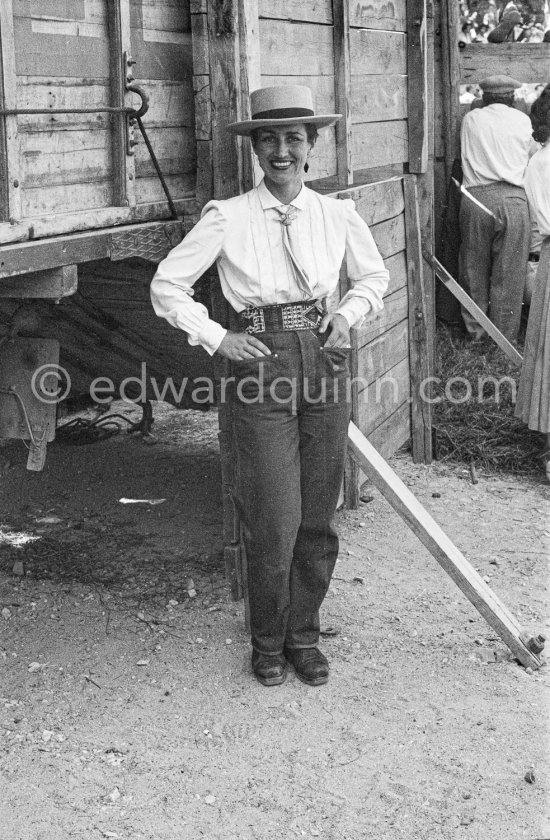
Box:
[151,86,389,687]
[459,74,534,342]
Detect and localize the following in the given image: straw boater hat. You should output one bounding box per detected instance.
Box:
[227,85,342,136]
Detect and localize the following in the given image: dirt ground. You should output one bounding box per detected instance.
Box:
[0,401,549,840]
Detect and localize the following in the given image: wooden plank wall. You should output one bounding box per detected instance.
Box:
[257,0,410,183]
[130,0,197,205]
[13,0,114,218]
[258,0,337,182]
[8,0,197,229]
[349,0,408,176]
[335,178,411,464]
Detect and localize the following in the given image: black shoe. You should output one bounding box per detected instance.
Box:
[284,647,329,686]
[251,651,288,686]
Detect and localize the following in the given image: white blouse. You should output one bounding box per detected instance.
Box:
[150,180,389,355]
[525,142,550,238]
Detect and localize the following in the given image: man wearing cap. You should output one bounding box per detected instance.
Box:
[150,86,389,687]
[459,74,536,342]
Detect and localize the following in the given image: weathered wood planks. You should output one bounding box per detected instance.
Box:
[460,42,550,84]
[259,0,333,24]
[353,121,409,170]
[259,18,334,76]
[349,0,407,31]
[404,176,432,462]
[350,29,407,75]
[351,75,407,123]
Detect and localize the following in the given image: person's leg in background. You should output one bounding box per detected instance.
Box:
[488,185,530,342]
[459,191,495,339]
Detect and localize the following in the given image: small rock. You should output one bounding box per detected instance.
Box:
[42,730,54,742]
[12,561,24,576]
[28,662,42,673]
[482,575,491,583]
[136,659,149,667]
[187,589,197,599]
[525,667,534,675]
[489,559,500,566]
[225,639,232,645]
[524,769,535,784]
[460,815,474,826]
[204,795,216,805]
[432,492,441,498]
[108,787,121,802]
[2,608,11,620]
[167,599,178,608]
[462,792,472,800]
[353,577,364,585]
[360,494,374,504]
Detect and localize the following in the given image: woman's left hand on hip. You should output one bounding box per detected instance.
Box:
[319,313,351,348]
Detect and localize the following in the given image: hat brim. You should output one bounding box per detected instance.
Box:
[226,114,342,136]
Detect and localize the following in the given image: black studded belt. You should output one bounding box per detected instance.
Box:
[238,299,327,335]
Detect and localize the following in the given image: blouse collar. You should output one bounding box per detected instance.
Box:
[257,179,309,211]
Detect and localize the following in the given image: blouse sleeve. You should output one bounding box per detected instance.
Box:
[335,199,390,329]
[150,201,228,355]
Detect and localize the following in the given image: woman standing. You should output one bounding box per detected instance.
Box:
[151,86,389,686]
[515,85,550,481]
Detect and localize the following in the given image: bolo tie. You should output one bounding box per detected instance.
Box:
[275,207,313,298]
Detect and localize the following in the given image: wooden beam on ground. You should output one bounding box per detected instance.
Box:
[347,420,543,670]
[0,266,78,299]
[404,176,432,463]
[424,252,523,367]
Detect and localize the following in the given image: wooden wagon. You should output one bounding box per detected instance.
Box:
[1,0,435,493]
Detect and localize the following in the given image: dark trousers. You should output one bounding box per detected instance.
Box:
[228,329,351,655]
[459,182,530,342]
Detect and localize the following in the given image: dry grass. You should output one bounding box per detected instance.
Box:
[432,323,544,476]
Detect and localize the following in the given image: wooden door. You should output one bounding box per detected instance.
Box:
[0,0,199,245]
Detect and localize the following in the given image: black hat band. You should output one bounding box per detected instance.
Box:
[252,107,315,121]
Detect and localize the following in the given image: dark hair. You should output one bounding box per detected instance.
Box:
[250,124,319,148]
[530,84,550,143]
[482,91,515,107]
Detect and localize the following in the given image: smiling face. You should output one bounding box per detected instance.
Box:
[251,123,313,200]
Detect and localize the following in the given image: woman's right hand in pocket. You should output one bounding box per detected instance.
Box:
[216,331,271,361]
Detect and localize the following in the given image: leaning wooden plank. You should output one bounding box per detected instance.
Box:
[347,420,543,670]
[425,252,523,367]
